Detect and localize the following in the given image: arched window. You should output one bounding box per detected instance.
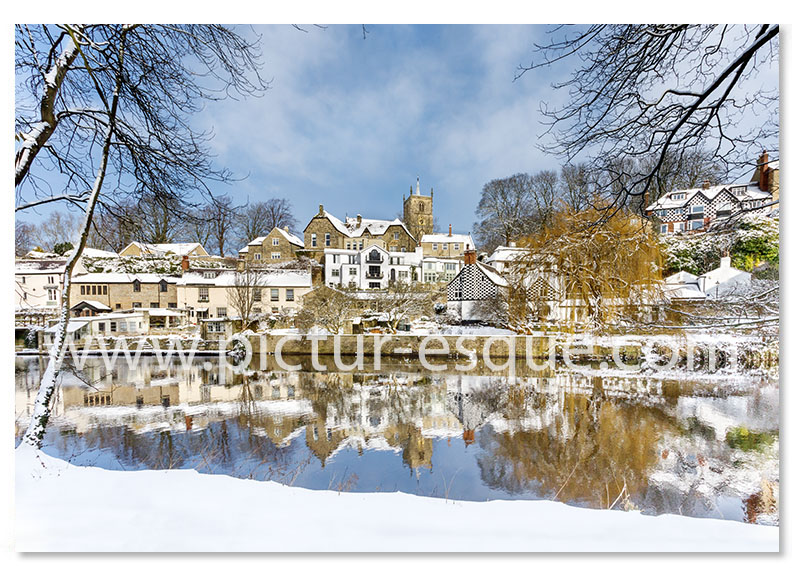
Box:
[419,202,424,212]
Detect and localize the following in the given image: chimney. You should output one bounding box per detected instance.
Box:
[356,214,362,227]
[318,204,324,216]
[702,180,710,190]
[448,224,453,237]
[720,254,731,270]
[464,245,476,266]
[181,255,189,272]
[759,150,770,192]
[284,225,289,233]
[508,241,516,248]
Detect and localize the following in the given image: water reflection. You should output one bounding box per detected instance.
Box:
[14,355,778,524]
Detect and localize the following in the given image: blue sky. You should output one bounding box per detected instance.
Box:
[197,24,570,235]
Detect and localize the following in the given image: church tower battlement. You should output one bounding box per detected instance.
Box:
[402,177,434,241]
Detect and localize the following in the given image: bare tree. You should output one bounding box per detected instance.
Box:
[15,221,36,256]
[518,25,778,215]
[301,286,353,334]
[15,24,267,448]
[206,194,241,256]
[368,281,435,333]
[227,267,265,330]
[239,198,298,244]
[30,211,81,251]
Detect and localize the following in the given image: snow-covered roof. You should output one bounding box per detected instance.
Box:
[15,259,67,274]
[44,319,90,334]
[72,300,112,311]
[647,183,771,212]
[245,227,305,249]
[485,246,530,264]
[420,233,475,249]
[121,242,205,257]
[274,227,304,247]
[308,209,415,241]
[22,250,61,259]
[177,270,312,288]
[664,271,699,285]
[663,285,706,301]
[71,273,176,284]
[474,261,509,287]
[65,247,118,258]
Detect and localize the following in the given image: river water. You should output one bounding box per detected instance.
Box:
[15,355,779,525]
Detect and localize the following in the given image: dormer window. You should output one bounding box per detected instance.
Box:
[671,193,685,201]
[133,279,141,292]
[732,186,747,196]
[159,279,168,292]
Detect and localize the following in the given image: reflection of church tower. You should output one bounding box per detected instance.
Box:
[402,177,434,241]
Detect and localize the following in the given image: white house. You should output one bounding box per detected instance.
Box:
[15,258,68,310]
[324,245,423,290]
[663,256,752,301]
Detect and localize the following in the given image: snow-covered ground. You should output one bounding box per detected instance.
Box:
[15,447,778,552]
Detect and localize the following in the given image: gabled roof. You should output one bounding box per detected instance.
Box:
[647,183,771,212]
[475,261,509,287]
[305,208,415,242]
[71,300,112,311]
[245,227,305,250]
[121,242,206,257]
[421,233,475,248]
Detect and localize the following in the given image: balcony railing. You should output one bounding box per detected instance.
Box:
[366,272,383,279]
[366,256,383,263]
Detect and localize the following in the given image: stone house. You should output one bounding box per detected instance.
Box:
[15,258,69,311]
[238,226,305,268]
[402,177,434,241]
[302,205,417,261]
[420,226,475,260]
[69,273,179,311]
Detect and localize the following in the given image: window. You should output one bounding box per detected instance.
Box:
[660,224,668,234]
[81,286,85,295]
[346,242,351,249]
[159,280,168,292]
[671,193,685,200]
[691,220,704,230]
[271,306,279,314]
[150,302,159,308]
[398,270,408,279]
[352,242,357,250]
[454,243,460,251]
[311,233,317,248]
[115,303,121,310]
[168,302,177,308]
[286,289,294,302]
[119,320,127,332]
[360,240,364,248]
[133,302,141,308]
[691,205,704,214]
[198,287,209,302]
[370,282,380,289]
[92,285,97,295]
[445,263,456,271]
[47,276,54,285]
[272,252,281,260]
[110,321,117,332]
[442,243,448,250]
[98,322,106,332]
[217,307,227,317]
[21,276,25,284]
[272,238,279,246]
[658,209,668,217]
[432,243,438,250]
[103,285,107,295]
[331,268,340,277]
[253,288,261,302]
[325,233,331,247]
[394,231,400,240]
[47,288,57,302]
[133,280,141,292]
[332,254,339,264]
[254,253,262,260]
[349,268,357,276]
[270,288,279,301]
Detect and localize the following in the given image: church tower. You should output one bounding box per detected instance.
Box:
[402,177,434,241]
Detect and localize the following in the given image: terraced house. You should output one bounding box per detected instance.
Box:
[69,273,178,311]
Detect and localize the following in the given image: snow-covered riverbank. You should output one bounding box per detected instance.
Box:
[15,447,778,552]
